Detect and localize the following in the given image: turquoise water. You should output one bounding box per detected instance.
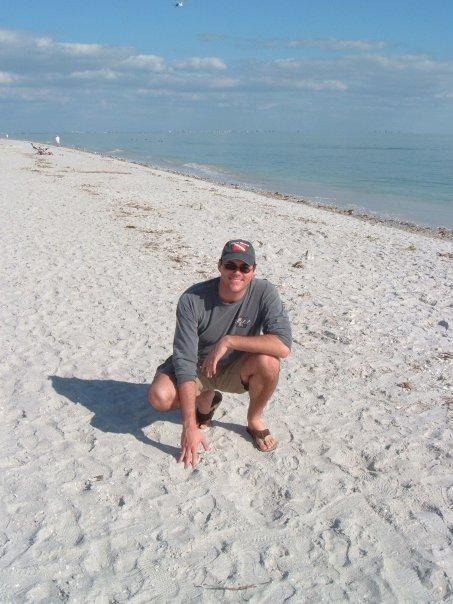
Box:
[17,131,453,228]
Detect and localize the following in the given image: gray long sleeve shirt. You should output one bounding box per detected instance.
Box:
[167,277,291,386]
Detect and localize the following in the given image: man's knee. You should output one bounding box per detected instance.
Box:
[147,379,175,412]
[257,354,280,377]
[244,354,280,381]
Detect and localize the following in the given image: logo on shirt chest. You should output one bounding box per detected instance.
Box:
[235,316,251,328]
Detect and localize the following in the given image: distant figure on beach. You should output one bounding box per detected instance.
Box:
[148,239,292,468]
[30,143,52,156]
[55,136,60,146]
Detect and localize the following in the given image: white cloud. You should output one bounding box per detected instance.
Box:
[173,57,227,71]
[205,76,238,88]
[70,69,119,80]
[199,33,387,52]
[137,88,203,101]
[121,54,166,72]
[0,86,70,102]
[296,79,348,91]
[287,38,387,51]
[0,71,20,84]
[1,26,452,130]
[58,42,105,56]
[272,59,304,71]
[256,75,347,92]
[347,53,453,74]
[267,53,453,99]
[35,36,54,50]
[0,28,21,44]
[0,28,135,69]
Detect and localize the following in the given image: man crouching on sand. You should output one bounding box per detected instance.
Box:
[148,239,292,469]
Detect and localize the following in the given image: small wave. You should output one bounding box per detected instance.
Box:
[182,162,233,177]
[109,148,123,154]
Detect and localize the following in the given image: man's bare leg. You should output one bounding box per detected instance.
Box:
[148,373,215,419]
[240,353,280,451]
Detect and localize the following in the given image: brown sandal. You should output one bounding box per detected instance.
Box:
[246,427,278,452]
[196,391,222,429]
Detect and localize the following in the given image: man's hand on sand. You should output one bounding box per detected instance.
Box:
[179,427,209,469]
[201,337,230,378]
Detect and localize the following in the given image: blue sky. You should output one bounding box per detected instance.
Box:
[1,0,452,132]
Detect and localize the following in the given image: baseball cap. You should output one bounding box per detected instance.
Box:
[220,239,256,266]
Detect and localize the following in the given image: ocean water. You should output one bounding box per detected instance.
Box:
[16,131,453,228]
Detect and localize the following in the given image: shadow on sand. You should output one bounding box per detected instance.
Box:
[49,375,182,457]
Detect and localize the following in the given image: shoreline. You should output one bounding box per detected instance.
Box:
[17,137,453,241]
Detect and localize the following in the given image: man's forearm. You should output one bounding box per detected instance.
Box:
[224,334,290,358]
[178,380,198,429]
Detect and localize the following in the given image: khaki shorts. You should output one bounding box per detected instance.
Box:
[156,353,248,395]
[194,353,248,395]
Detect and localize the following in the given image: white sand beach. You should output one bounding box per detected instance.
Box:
[1,139,452,602]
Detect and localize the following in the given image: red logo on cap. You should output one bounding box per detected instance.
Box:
[231,242,249,252]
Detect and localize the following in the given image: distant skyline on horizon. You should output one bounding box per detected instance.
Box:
[6,129,453,137]
[1,1,452,134]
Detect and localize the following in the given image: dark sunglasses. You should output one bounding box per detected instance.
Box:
[223,261,253,273]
